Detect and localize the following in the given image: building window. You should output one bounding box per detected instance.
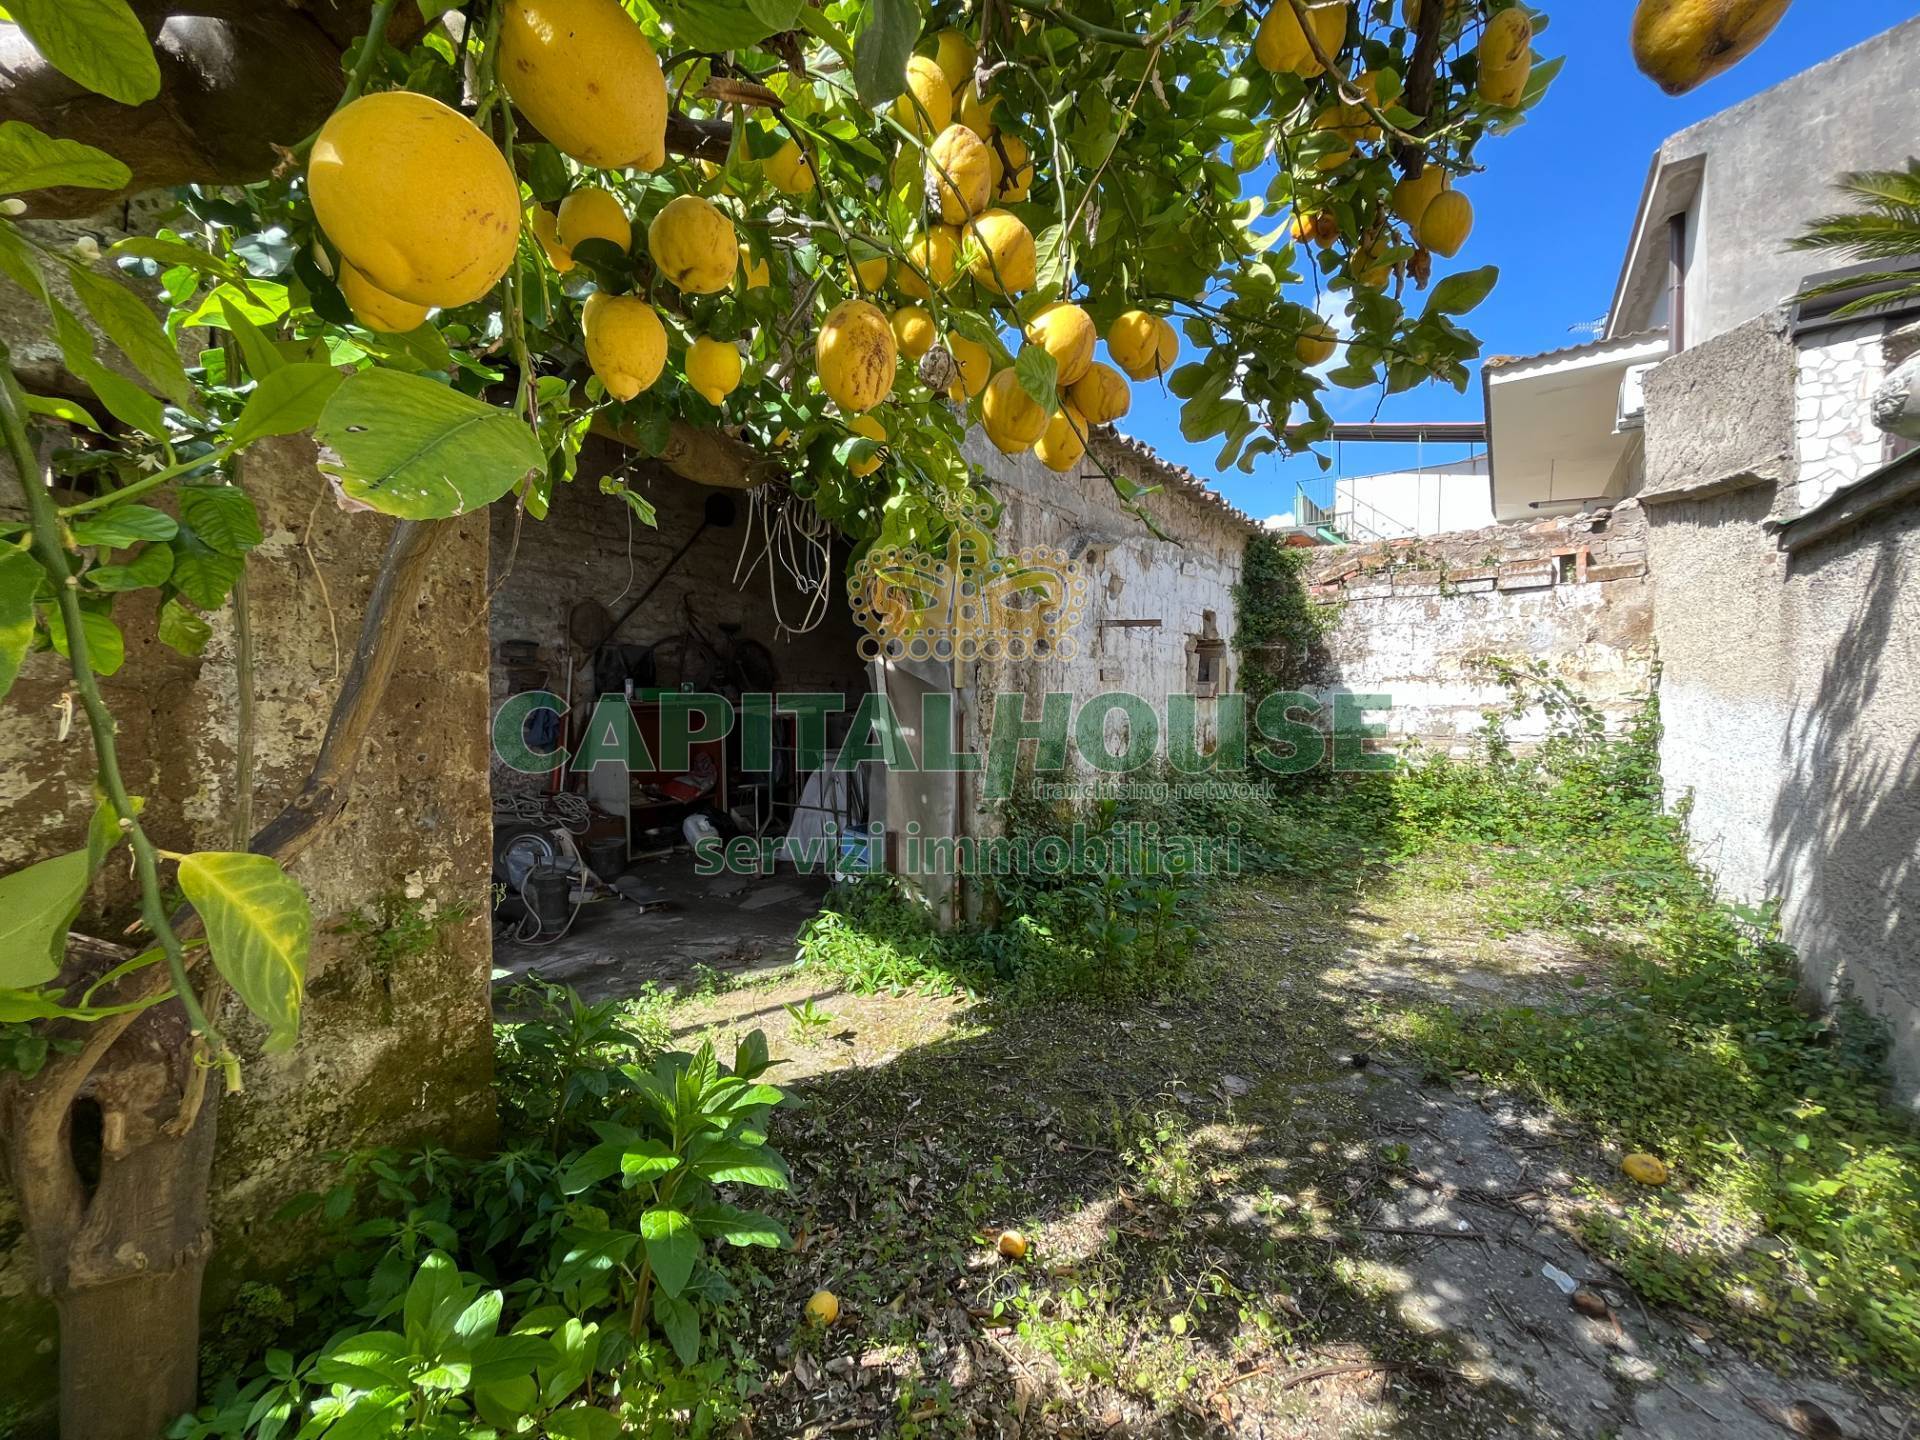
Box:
[1191,611,1226,698]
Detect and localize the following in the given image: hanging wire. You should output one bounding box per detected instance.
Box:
[734,487,832,639]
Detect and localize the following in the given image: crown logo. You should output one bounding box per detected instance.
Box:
[848,500,1090,677]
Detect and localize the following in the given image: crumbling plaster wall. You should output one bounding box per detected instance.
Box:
[485,437,868,799]
[1303,507,1656,751]
[966,431,1254,750]
[1642,313,1920,1106]
[1,427,497,1420]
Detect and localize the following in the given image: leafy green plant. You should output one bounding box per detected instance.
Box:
[783,998,834,1042]
[494,979,673,1145]
[332,890,476,983]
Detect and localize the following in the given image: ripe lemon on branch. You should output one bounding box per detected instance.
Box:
[817,299,898,412]
[648,195,738,294]
[583,293,667,401]
[499,0,667,170]
[308,91,519,309]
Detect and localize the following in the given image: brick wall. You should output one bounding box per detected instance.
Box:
[1304,503,1656,750]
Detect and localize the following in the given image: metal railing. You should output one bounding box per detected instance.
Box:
[1294,484,1418,545]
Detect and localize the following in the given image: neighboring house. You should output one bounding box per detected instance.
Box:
[1478,15,1920,1103]
[1331,454,1494,538]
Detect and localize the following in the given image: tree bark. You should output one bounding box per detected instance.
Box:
[0,3,730,217]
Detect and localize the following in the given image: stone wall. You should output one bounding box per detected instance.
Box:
[0,436,498,1427]
[1641,311,1920,1107]
[1303,505,1656,751]
[1793,319,1920,515]
[485,436,869,800]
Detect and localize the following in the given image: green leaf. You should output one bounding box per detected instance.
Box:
[22,393,101,432]
[0,121,131,196]
[70,505,176,547]
[690,1203,791,1249]
[652,0,795,54]
[558,1143,625,1195]
[108,234,243,283]
[178,485,262,557]
[176,851,310,1053]
[156,597,212,656]
[45,604,125,676]
[0,549,40,702]
[639,1208,698,1298]
[688,1137,790,1189]
[852,0,920,109]
[67,265,194,407]
[168,531,243,609]
[403,1251,467,1354]
[314,369,543,520]
[619,1139,681,1183]
[84,543,172,592]
[651,1291,702,1368]
[1424,265,1499,318]
[545,1405,622,1440]
[5,0,161,106]
[217,295,287,380]
[228,362,342,448]
[46,296,167,437]
[311,1331,411,1390]
[1014,344,1059,409]
[0,849,89,988]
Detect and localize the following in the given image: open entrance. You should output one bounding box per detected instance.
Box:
[485,438,872,999]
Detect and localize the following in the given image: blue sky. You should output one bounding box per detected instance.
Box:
[1121,2,1920,522]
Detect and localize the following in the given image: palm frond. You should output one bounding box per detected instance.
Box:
[1829,161,1920,216]
[1785,212,1920,261]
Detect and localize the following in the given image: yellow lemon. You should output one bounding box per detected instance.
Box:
[1253,0,1348,77]
[847,413,887,476]
[1034,406,1087,473]
[1632,0,1789,96]
[339,259,431,333]
[965,209,1036,296]
[899,226,959,300]
[1023,302,1096,387]
[1390,166,1446,225]
[996,1228,1032,1260]
[556,186,631,255]
[948,332,992,398]
[1478,8,1533,106]
[499,0,666,170]
[529,206,574,272]
[849,243,891,293]
[1622,1152,1670,1186]
[1107,309,1178,381]
[891,306,936,360]
[990,133,1034,202]
[648,194,737,294]
[583,292,667,401]
[1067,360,1130,424]
[1352,231,1394,288]
[686,335,743,405]
[927,124,992,225]
[1295,318,1338,367]
[817,298,898,412]
[894,55,952,138]
[765,137,816,195]
[930,28,976,95]
[981,368,1048,454]
[804,1289,840,1325]
[740,244,771,288]
[309,90,519,309]
[957,86,1000,140]
[1418,188,1472,257]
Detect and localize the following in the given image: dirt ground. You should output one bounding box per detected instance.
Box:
[654,865,1915,1440]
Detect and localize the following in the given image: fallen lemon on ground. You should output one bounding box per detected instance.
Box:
[583,292,667,401]
[309,90,519,309]
[817,298,898,412]
[499,0,666,170]
[1622,1152,1670,1186]
[997,1229,1030,1260]
[805,1289,840,1325]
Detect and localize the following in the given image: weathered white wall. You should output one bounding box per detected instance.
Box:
[1306,506,1656,751]
[1642,312,1920,1107]
[1337,457,1494,539]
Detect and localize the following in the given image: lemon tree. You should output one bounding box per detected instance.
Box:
[0,0,1578,1432]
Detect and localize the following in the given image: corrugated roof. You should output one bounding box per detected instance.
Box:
[1483,329,1669,372]
[1087,429,1262,535]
